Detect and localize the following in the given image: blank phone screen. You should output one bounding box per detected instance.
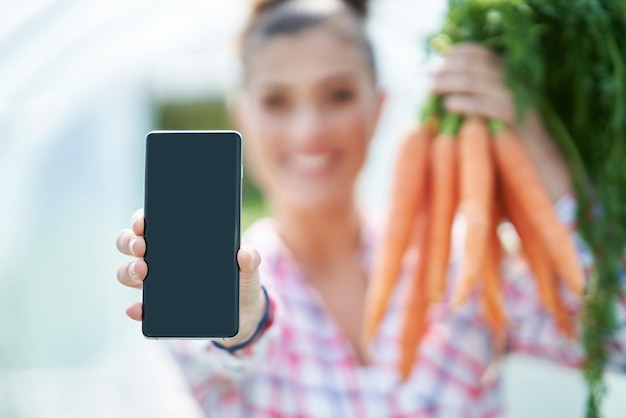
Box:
[142,131,241,338]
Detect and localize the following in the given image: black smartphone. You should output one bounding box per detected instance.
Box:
[142,130,242,339]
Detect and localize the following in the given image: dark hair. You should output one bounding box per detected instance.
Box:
[248,0,368,18]
[240,0,376,81]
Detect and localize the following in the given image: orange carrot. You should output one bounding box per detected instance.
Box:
[481,202,507,333]
[491,127,585,296]
[479,212,508,386]
[502,180,578,339]
[398,194,432,381]
[363,121,435,346]
[501,186,559,316]
[552,276,577,340]
[451,117,495,308]
[425,120,459,303]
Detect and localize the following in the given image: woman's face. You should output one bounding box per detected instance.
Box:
[235,27,384,211]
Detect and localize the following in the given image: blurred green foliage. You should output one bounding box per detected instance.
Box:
[156,99,267,230]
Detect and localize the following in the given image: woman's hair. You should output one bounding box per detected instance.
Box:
[240,0,376,81]
[248,0,368,17]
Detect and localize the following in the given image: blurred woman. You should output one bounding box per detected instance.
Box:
[115,0,626,416]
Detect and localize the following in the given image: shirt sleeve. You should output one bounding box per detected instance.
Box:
[163,285,285,395]
[503,193,626,373]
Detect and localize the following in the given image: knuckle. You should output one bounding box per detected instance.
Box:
[117,261,141,287]
[115,231,127,251]
[116,229,134,254]
[116,263,128,284]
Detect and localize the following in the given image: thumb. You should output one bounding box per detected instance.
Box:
[237,246,263,309]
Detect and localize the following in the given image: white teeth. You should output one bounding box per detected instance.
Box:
[292,154,331,171]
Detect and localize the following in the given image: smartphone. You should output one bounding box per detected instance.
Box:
[142,130,242,339]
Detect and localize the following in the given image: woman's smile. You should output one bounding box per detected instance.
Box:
[284,149,339,177]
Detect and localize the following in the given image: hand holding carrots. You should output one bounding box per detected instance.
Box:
[430,43,572,202]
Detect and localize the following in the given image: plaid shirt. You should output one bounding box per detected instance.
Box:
[167,194,626,417]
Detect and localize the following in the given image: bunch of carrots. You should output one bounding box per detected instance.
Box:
[363,1,625,415]
[362,102,585,381]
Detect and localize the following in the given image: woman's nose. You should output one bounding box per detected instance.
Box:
[288,103,325,145]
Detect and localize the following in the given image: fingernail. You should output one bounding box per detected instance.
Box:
[129,237,137,256]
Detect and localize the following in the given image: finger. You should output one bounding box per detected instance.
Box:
[443,94,515,125]
[237,246,263,307]
[434,56,502,82]
[126,303,143,321]
[434,54,503,81]
[430,71,509,99]
[131,209,145,236]
[238,246,261,277]
[116,229,135,256]
[446,42,501,65]
[129,236,146,257]
[117,260,148,289]
[115,229,146,257]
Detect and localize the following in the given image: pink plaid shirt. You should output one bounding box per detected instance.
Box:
[167,195,626,417]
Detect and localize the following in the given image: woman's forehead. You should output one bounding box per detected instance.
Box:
[245,28,371,87]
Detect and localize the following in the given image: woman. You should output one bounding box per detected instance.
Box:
[115,0,626,416]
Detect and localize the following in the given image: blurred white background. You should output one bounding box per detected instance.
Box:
[0,1,624,417]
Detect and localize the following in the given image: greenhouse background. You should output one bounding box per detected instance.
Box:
[0,1,624,417]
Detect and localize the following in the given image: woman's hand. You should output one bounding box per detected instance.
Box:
[115,209,267,348]
[430,42,572,202]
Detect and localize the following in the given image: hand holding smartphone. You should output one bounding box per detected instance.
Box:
[142,130,242,339]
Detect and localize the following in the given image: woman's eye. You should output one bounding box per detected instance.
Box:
[262,95,288,111]
[328,89,354,104]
